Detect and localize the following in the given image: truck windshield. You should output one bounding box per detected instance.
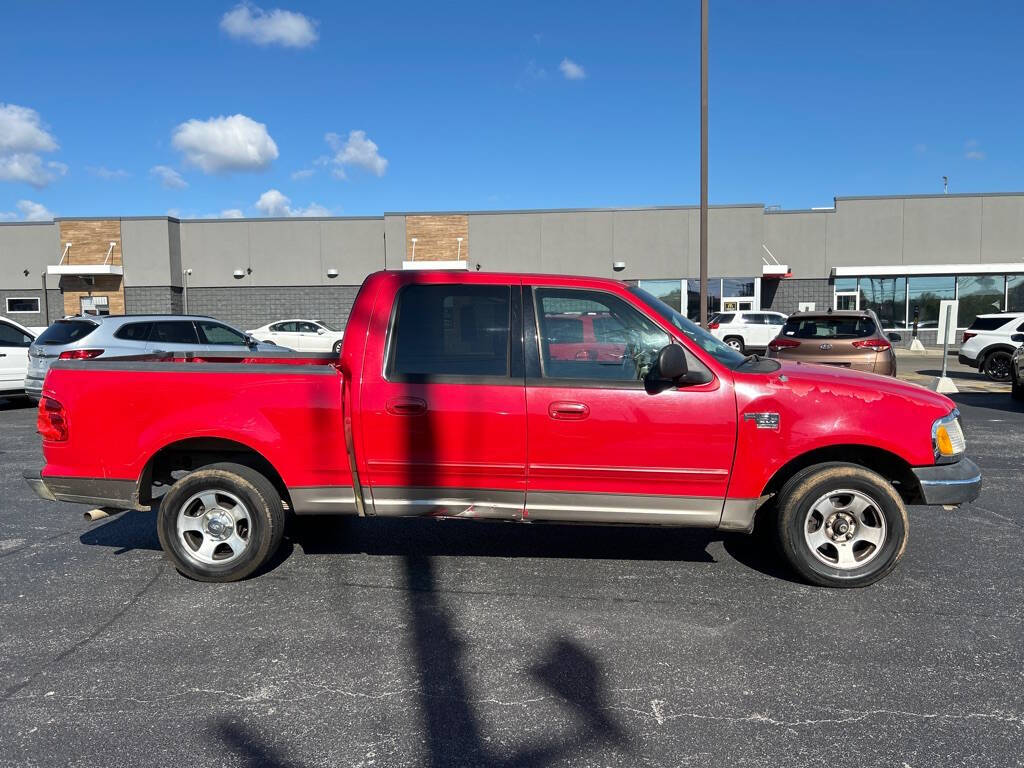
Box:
[628,287,747,369]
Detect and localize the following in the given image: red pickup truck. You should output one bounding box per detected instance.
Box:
[25,270,980,587]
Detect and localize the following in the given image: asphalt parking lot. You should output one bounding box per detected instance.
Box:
[1,382,1022,767]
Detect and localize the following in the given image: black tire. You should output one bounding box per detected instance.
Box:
[982,350,1013,382]
[723,336,745,354]
[332,340,343,354]
[776,462,908,588]
[157,462,285,582]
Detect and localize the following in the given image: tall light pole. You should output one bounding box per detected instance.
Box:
[699,0,709,327]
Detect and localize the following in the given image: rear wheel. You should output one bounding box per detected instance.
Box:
[776,462,907,588]
[157,462,285,582]
[724,336,745,354]
[982,350,1013,382]
[332,340,343,354]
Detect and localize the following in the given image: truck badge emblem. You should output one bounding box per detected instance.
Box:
[744,412,780,430]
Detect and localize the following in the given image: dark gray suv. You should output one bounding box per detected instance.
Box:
[26,315,282,399]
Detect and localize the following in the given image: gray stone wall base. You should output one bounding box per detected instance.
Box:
[182,285,361,330]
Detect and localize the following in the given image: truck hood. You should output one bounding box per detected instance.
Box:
[770,360,955,413]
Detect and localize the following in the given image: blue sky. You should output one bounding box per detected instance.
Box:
[1,0,1022,220]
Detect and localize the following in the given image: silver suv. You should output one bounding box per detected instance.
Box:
[26,315,282,399]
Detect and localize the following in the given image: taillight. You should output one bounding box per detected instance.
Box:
[58,349,103,360]
[852,339,892,352]
[769,337,800,349]
[37,396,68,442]
[708,322,720,330]
[961,332,976,343]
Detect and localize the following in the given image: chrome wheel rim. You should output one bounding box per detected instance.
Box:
[176,489,252,566]
[726,339,742,350]
[803,488,887,570]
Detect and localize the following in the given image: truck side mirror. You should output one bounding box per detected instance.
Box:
[654,343,687,381]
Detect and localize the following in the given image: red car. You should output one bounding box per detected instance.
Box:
[25,270,980,588]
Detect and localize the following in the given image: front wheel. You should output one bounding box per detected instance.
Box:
[983,350,1012,382]
[776,463,908,588]
[157,462,286,582]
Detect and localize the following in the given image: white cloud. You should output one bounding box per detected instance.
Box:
[559,57,586,80]
[220,208,245,218]
[150,164,188,189]
[172,114,278,173]
[220,3,318,47]
[88,165,130,179]
[965,139,985,160]
[325,130,388,178]
[0,104,64,188]
[291,167,315,180]
[1,199,55,221]
[254,188,332,217]
[0,103,58,154]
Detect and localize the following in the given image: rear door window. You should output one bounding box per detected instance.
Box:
[781,316,876,339]
[968,317,1013,331]
[714,313,735,325]
[151,321,200,345]
[114,322,153,342]
[389,284,511,378]
[35,319,98,345]
[0,322,33,347]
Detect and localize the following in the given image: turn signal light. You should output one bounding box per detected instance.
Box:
[768,337,800,349]
[37,396,68,442]
[851,339,892,352]
[58,349,103,360]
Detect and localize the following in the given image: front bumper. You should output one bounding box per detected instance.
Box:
[911,458,982,506]
[23,470,147,510]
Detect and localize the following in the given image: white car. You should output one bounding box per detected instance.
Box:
[247,319,345,353]
[958,312,1024,382]
[0,316,36,398]
[708,310,787,353]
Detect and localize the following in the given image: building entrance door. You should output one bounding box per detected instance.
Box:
[80,296,110,316]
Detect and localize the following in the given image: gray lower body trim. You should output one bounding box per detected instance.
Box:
[718,497,770,533]
[369,487,526,520]
[290,486,359,515]
[525,491,723,526]
[911,458,982,506]
[23,470,147,511]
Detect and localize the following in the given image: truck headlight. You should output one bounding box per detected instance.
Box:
[932,410,966,463]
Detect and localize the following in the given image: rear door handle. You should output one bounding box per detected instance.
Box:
[386,396,427,416]
[548,401,590,420]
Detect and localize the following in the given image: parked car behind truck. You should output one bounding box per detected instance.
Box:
[766,309,900,376]
[0,316,35,398]
[26,271,980,588]
[25,314,282,400]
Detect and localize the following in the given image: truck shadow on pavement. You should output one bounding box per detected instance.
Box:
[949,391,1024,414]
[209,552,631,767]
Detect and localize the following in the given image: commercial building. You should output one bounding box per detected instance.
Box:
[1,191,1023,343]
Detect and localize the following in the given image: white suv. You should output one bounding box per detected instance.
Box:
[708,310,787,353]
[958,312,1024,382]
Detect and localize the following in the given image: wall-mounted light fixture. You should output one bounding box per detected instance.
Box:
[410,237,418,261]
[612,261,626,271]
[326,268,339,279]
[456,236,464,261]
[23,269,29,277]
[233,269,248,279]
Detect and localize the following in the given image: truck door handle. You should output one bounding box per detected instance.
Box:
[386,396,427,416]
[548,401,590,420]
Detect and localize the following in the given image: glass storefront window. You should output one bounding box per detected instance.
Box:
[637,280,683,313]
[860,277,907,328]
[722,278,755,298]
[834,277,859,292]
[685,279,721,322]
[1008,275,1024,312]
[957,275,1005,327]
[907,276,955,327]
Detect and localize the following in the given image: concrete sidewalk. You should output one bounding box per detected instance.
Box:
[894,348,1009,393]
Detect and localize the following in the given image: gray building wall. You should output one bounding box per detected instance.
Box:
[121,218,176,286]
[183,285,361,331]
[0,288,48,328]
[125,286,184,315]
[0,222,58,323]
